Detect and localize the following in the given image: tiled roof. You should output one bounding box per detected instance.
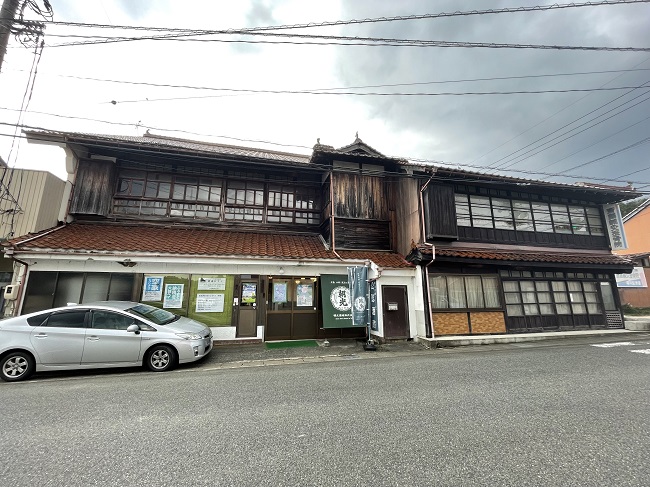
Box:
[422,246,632,266]
[25,130,311,165]
[7,224,413,268]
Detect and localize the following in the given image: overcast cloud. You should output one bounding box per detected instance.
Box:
[0,0,648,192]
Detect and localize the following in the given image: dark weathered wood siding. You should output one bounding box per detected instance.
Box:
[457,226,610,249]
[423,184,458,240]
[333,173,387,220]
[70,160,115,216]
[334,218,390,250]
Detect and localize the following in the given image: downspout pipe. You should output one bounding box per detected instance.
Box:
[330,170,343,261]
[419,171,436,339]
[9,254,29,317]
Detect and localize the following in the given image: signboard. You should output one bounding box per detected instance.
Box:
[348,266,369,327]
[195,293,225,312]
[321,274,353,328]
[163,283,184,308]
[369,280,379,331]
[603,204,628,251]
[197,277,227,291]
[142,276,164,301]
[616,267,648,288]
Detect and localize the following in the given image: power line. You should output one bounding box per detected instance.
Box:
[35,32,650,51]
[7,67,650,93]
[556,136,650,175]
[534,114,650,172]
[105,85,650,105]
[19,1,650,34]
[468,57,650,165]
[487,82,650,169]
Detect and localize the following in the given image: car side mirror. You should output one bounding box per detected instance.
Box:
[127,324,141,335]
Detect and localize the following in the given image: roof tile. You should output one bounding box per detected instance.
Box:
[9,224,413,268]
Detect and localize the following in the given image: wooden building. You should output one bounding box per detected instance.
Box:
[4,131,419,342]
[408,169,636,336]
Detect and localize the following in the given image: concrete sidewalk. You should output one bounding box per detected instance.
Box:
[199,328,649,371]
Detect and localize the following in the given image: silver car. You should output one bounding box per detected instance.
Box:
[0,301,213,382]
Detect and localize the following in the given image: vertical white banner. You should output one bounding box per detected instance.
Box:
[603,204,628,251]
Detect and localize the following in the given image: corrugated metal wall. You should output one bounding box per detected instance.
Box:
[0,168,65,240]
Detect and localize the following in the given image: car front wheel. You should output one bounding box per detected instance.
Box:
[145,345,176,372]
[1,351,35,382]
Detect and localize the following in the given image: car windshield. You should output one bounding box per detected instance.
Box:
[126,304,178,325]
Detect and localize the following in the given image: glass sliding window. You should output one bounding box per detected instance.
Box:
[551,204,572,234]
[455,194,471,227]
[492,198,514,229]
[465,276,485,308]
[568,281,586,314]
[586,207,604,235]
[447,276,467,308]
[568,206,588,234]
[429,275,502,310]
[552,281,571,314]
[513,200,534,231]
[469,195,493,228]
[144,173,172,199]
[482,276,501,307]
[532,202,553,233]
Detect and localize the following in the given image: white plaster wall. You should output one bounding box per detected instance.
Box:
[18,255,422,338]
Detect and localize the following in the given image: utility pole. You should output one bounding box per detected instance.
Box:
[0,0,20,73]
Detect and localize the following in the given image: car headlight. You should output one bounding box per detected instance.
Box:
[175,332,203,340]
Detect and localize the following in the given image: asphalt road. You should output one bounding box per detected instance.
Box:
[2,336,649,487]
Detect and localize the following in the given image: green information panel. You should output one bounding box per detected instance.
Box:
[142,274,190,316]
[188,275,235,327]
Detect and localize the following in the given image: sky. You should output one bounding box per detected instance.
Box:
[0,0,649,193]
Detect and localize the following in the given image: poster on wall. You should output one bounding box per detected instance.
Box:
[241,283,257,304]
[163,283,184,308]
[142,276,164,301]
[273,282,288,303]
[197,277,227,291]
[296,283,313,307]
[195,293,225,312]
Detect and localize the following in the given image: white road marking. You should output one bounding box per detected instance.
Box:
[591,342,635,348]
[630,349,650,355]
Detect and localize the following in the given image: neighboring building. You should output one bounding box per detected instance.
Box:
[615,199,650,308]
[0,167,66,315]
[3,130,637,341]
[407,169,636,335]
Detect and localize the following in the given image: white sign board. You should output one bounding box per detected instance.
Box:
[163,283,184,308]
[196,293,225,313]
[197,277,227,291]
[616,267,648,288]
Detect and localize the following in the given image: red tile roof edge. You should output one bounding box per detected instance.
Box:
[7,223,414,269]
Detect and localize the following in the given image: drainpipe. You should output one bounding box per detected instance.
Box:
[8,254,29,317]
[419,171,436,339]
[330,170,343,261]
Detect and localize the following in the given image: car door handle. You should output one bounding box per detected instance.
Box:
[87,336,100,341]
[34,334,48,338]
